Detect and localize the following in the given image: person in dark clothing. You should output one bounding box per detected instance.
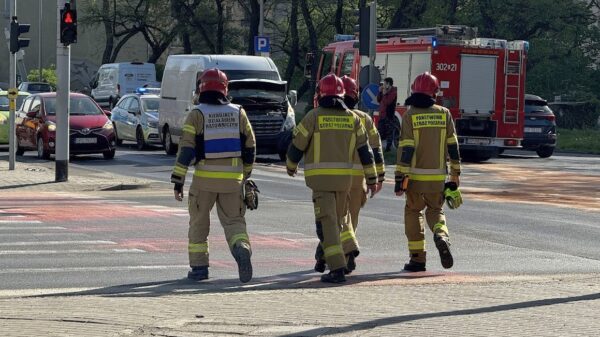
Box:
[377,77,399,152]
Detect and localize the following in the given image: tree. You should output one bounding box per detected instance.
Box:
[27,65,57,88]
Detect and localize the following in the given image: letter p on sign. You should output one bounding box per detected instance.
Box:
[254,36,270,53]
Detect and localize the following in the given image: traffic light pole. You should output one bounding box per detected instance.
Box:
[55,0,70,182]
[8,0,16,170]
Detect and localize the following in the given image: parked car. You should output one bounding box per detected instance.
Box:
[110,88,161,150]
[522,94,557,158]
[0,90,30,145]
[90,62,157,109]
[17,82,53,94]
[15,93,116,159]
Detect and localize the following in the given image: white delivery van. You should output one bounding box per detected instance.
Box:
[90,62,157,109]
[159,55,297,158]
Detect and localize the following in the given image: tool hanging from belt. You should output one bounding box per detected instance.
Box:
[243,179,260,210]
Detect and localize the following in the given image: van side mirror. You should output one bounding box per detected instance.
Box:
[304,53,315,79]
[26,111,38,118]
[288,90,298,107]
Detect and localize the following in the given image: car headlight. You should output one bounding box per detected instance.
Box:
[46,122,56,131]
[103,121,114,130]
[282,107,296,131]
[147,120,158,129]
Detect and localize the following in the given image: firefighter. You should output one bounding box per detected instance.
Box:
[287,73,379,284]
[395,72,461,272]
[171,68,256,283]
[313,76,385,274]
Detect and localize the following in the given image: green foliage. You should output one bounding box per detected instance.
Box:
[550,102,600,130]
[27,65,57,89]
[556,128,600,154]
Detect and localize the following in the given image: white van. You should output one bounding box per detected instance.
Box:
[90,62,157,109]
[159,55,297,159]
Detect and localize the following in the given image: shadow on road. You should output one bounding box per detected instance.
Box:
[25,269,449,299]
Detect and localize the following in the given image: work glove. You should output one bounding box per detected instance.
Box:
[287,166,297,177]
[444,182,463,209]
[243,179,260,210]
[394,174,409,196]
[174,183,184,202]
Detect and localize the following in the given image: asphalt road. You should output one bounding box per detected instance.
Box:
[1,145,599,290]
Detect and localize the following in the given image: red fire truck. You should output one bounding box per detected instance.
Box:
[313,25,529,161]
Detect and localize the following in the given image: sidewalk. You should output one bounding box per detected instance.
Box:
[0,160,154,191]
[0,273,599,337]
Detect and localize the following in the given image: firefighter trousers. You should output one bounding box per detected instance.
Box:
[313,190,348,271]
[404,190,449,264]
[187,190,250,267]
[340,185,367,254]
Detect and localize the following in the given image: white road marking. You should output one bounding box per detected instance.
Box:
[0,240,116,247]
[0,226,65,230]
[0,264,188,275]
[0,220,42,224]
[0,248,145,255]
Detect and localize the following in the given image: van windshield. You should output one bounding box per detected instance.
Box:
[221,70,280,81]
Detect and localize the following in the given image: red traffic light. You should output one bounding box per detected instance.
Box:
[64,12,73,24]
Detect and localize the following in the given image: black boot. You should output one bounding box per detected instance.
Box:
[344,250,359,274]
[434,234,453,269]
[314,244,326,273]
[187,266,209,281]
[403,260,426,272]
[232,242,253,283]
[320,268,346,284]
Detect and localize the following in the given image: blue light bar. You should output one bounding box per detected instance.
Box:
[432,37,438,48]
[334,34,355,42]
[136,87,160,95]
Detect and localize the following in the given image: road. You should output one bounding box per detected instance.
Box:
[1,145,599,290]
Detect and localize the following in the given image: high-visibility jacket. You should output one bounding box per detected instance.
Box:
[351,109,385,188]
[171,103,256,193]
[395,104,461,193]
[287,106,377,192]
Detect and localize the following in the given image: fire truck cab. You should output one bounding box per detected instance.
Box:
[314,25,529,161]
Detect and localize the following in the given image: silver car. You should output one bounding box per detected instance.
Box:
[110,90,161,150]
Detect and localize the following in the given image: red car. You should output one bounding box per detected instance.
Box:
[16,93,116,159]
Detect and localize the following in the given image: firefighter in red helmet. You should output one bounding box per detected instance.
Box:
[171,68,256,283]
[313,75,385,274]
[395,72,462,272]
[287,73,378,283]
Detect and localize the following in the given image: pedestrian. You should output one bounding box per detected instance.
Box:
[313,75,385,275]
[376,77,398,152]
[395,72,462,272]
[287,73,379,284]
[171,68,256,283]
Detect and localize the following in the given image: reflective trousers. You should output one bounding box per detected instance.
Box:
[188,190,250,267]
[340,185,367,254]
[313,190,348,271]
[404,190,449,263]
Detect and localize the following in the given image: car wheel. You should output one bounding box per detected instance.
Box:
[103,149,116,160]
[37,137,50,160]
[15,143,25,156]
[136,127,146,151]
[536,146,554,158]
[109,97,116,110]
[163,127,178,155]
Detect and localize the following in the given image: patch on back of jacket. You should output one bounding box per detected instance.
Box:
[318,115,354,130]
[200,103,242,159]
[411,113,446,129]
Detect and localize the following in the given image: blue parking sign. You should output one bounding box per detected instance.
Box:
[254,36,270,53]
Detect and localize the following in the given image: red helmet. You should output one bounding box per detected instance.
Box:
[318,73,345,99]
[341,75,359,100]
[411,72,440,97]
[199,68,228,96]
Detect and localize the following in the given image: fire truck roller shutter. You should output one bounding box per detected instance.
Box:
[386,53,410,103]
[459,55,497,115]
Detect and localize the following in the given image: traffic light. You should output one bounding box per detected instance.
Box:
[60,3,77,46]
[9,17,30,54]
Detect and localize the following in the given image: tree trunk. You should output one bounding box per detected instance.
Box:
[478,0,496,37]
[182,32,192,54]
[448,0,459,24]
[300,0,318,98]
[334,0,344,34]
[389,0,427,29]
[216,0,225,53]
[246,0,260,55]
[284,0,299,83]
[101,0,114,64]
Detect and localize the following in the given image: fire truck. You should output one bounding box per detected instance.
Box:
[313,25,529,161]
